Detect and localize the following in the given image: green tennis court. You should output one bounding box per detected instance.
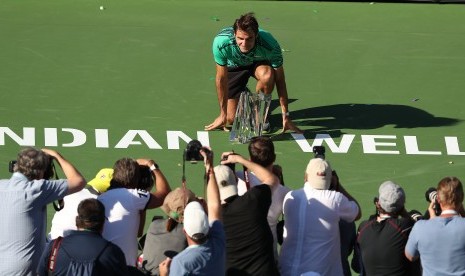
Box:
[1,0,465,250]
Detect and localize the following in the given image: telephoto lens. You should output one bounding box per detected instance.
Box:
[424,187,441,216]
[408,210,424,222]
[425,187,437,203]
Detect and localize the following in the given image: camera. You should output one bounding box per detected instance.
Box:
[313,146,325,159]
[8,160,17,173]
[222,153,237,172]
[43,155,56,180]
[184,140,211,163]
[138,165,155,191]
[425,187,441,216]
[408,210,424,222]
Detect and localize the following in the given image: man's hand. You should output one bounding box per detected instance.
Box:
[282,117,303,134]
[136,158,155,167]
[159,257,172,276]
[205,115,228,131]
[41,148,60,159]
[428,200,438,219]
[200,147,214,173]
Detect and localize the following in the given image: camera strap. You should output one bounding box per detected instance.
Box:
[48,236,63,275]
[49,162,65,211]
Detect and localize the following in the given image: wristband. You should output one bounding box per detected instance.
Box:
[150,163,159,171]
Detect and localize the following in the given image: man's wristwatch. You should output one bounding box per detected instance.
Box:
[149,163,159,171]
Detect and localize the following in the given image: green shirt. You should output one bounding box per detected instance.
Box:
[212,27,283,69]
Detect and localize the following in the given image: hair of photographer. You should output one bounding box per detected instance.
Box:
[75,198,106,233]
[437,176,464,213]
[248,136,276,168]
[16,147,52,180]
[109,158,140,189]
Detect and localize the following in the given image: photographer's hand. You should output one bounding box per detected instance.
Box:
[137,158,171,210]
[201,148,222,221]
[220,151,240,164]
[200,148,214,173]
[41,148,86,195]
[136,158,155,167]
[41,148,59,159]
[428,200,437,219]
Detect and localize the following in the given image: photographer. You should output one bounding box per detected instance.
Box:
[405,176,465,275]
[0,147,86,276]
[353,181,421,276]
[159,147,225,275]
[235,136,290,263]
[217,150,280,275]
[279,157,361,276]
[98,157,171,269]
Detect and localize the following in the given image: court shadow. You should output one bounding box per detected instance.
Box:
[267,101,460,141]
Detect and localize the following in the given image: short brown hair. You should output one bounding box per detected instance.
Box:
[233,12,259,36]
[75,198,106,232]
[16,147,51,180]
[437,176,464,209]
[248,136,276,167]
[110,158,140,189]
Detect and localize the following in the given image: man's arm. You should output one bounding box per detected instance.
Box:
[41,149,86,195]
[274,66,302,134]
[338,184,362,221]
[222,152,279,189]
[331,173,362,221]
[205,64,229,131]
[137,159,171,209]
[405,251,418,262]
[202,149,221,222]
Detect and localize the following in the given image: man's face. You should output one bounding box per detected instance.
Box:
[234,29,256,53]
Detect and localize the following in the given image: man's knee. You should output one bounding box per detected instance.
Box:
[255,67,275,93]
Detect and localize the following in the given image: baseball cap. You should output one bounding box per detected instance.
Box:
[305,158,332,190]
[378,181,405,213]
[214,165,238,201]
[88,168,113,194]
[183,201,209,239]
[160,187,196,222]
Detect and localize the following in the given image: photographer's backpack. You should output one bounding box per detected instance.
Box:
[48,237,109,276]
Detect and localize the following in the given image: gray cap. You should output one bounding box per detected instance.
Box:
[378,181,405,213]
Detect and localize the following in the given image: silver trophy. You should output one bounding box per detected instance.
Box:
[229,89,271,144]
